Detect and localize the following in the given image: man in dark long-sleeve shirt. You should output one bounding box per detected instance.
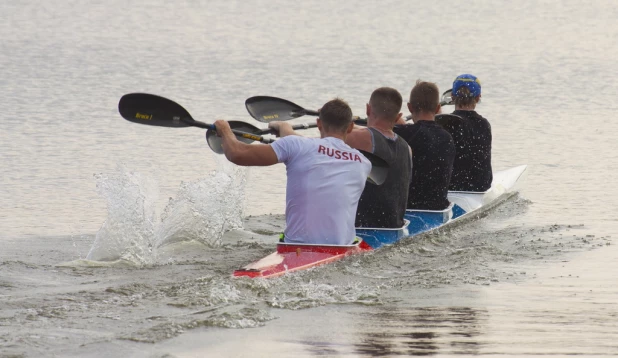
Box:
[394,80,455,210]
[446,74,492,192]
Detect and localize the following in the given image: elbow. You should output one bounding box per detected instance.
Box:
[225,150,242,165]
[224,145,251,166]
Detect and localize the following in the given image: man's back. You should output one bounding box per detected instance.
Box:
[394,121,455,210]
[271,135,371,245]
[355,128,411,228]
[448,110,492,191]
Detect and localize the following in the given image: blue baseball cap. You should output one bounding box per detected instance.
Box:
[452,74,481,97]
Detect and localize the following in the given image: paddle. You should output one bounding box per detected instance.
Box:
[356,150,388,185]
[118,93,388,184]
[245,95,460,130]
[245,96,319,123]
[118,93,275,147]
[246,96,365,124]
[439,89,453,106]
[246,89,455,125]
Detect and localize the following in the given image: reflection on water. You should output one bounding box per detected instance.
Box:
[279,306,487,356]
[354,307,484,356]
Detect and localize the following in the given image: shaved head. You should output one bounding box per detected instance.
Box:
[369,87,403,121]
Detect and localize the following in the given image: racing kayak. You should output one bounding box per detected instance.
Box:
[233,165,527,278]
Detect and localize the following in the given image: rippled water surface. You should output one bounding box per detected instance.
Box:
[1,0,617,357]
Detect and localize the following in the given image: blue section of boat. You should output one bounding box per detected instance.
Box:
[404,207,452,235]
[355,224,409,249]
[451,204,467,219]
[356,202,472,249]
[404,213,442,235]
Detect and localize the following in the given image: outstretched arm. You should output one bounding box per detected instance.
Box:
[269,121,299,137]
[215,120,279,166]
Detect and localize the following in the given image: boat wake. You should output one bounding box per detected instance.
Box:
[38,169,614,347]
[7,196,611,351]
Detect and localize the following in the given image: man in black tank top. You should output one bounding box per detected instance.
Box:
[345,87,412,228]
[394,80,455,210]
[446,74,492,192]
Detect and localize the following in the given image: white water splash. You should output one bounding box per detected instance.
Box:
[86,160,247,265]
[86,165,158,264]
[155,162,247,247]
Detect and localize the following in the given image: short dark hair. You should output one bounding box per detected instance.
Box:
[319,98,353,133]
[409,80,440,114]
[453,87,478,107]
[369,87,402,121]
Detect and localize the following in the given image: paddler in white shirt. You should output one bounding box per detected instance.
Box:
[214,98,371,246]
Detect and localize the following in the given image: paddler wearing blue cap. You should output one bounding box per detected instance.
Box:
[447,74,493,192]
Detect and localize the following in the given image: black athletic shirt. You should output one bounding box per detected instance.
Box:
[355,128,411,228]
[447,110,492,192]
[394,120,455,210]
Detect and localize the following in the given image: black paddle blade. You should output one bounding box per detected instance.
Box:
[439,89,453,106]
[435,113,464,131]
[119,93,194,127]
[359,150,389,185]
[245,96,317,123]
[205,121,264,154]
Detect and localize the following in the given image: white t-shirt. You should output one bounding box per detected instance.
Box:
[271,136,371,245]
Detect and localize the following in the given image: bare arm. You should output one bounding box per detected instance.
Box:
[395,112,406,125]
[215,120,279,166]
[269,121,298,137]
[344,127,373,153]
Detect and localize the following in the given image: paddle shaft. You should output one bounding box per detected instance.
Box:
[254,122,317,135]
[118,93,276,144]
[268,114,455,133]
[255,118,381,135]
[185,118,275,144]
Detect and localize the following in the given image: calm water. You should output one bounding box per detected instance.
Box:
[1,0,617,357]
